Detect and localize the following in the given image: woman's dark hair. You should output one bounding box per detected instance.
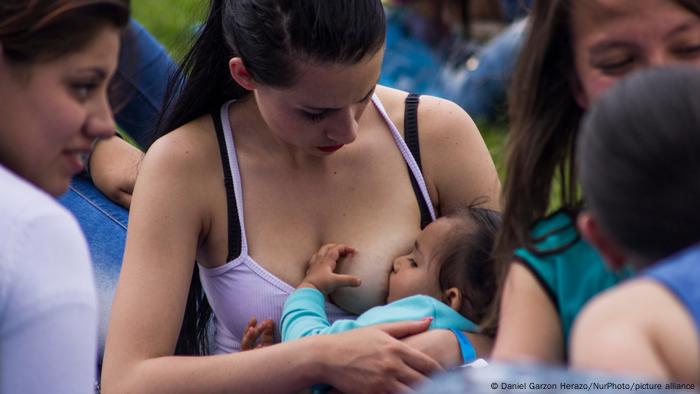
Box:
[165,0,386,355]
[578,66,700,269]
[153,0,386,147]
[436,204,501,334]
[0,0,130,64]
[486,0,700,334]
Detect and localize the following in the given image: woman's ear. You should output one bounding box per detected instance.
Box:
[229,57,256,91]
[442,287,463,313]
[577,211,626,269]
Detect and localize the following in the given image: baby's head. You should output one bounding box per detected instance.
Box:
[577,66,700,270]
[388,204,501,325]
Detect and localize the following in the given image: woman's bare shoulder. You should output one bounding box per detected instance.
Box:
[374,86,477,140]
[416,95,477,139]
[146,115,220,175]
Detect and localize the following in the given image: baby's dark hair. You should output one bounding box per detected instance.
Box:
[436,203,501,328]
[577,66,700,268]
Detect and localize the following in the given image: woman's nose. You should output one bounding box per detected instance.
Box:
[86,95,116,139]
[326,109,358,145]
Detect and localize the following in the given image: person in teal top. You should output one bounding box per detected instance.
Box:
[489,0,700,364]
[513,209,631,349]
[278,205,501,367]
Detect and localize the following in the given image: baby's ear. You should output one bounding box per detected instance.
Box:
[442,287,463,313]
[577,211,626,270]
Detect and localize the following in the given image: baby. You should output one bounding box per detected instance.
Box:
[278,205,501,367]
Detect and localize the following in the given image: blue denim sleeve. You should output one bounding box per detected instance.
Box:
[112,18,177,148]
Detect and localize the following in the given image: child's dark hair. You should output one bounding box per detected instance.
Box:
[437,203,502,330]
[577,66,700,269]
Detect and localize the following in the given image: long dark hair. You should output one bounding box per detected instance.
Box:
[578,66,700,268]
[162,0,387,355]
[486,0,700,333]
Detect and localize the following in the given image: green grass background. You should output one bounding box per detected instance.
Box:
[132,1,509,180]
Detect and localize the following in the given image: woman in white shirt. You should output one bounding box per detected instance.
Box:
[0,1,129,393]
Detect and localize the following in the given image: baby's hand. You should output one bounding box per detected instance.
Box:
[240,316,275,351]
[298,243,361,295]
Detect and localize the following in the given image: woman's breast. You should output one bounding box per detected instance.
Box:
[328,223,419,314]
[200,256,357,353]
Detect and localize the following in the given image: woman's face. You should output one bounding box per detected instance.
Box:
[253,48,384,157]
[572,0,700,108]
[0,27,119,196]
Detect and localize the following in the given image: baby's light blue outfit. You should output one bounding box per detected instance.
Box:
[281,288,478,364]
[282,288,477,339]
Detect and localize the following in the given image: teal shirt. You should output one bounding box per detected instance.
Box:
[281,288,478,341]
[514,209,632,348]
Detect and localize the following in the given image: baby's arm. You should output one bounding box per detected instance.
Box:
[281,244,362,342]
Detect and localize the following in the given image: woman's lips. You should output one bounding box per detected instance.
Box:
[63,147,91,174]
[317,144,344,153]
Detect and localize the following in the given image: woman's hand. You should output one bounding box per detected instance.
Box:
[89,135,144,209]
[298,244,361,295]
[317,319,442,394]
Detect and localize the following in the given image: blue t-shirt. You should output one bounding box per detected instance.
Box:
[514,209,632,348]
[645,243,700,338]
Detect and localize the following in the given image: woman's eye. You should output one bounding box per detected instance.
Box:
[409,258,418,267]
[596,57,634,74]
[674,44,700,57]
[72,82,97,100]
[303,111,327,123]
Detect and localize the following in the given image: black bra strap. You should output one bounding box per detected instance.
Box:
[404,93,432,229]
[211,109,242,260]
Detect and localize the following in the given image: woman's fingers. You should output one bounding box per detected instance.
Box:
[394,346,441,383]
[391,381,414,394]
[375,319,432,340]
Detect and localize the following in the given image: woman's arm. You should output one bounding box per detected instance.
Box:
[89,136,144,208]
[417,95,501,213]
[491,263,564,363]
[101,124,440,393]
